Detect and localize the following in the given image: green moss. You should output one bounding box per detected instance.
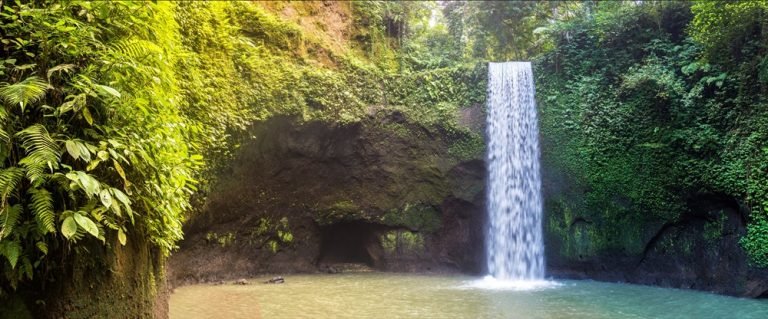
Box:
[704,213,727,242]
[547,200,594,259]
[381,203,441,233]
[380,230,426,254]
[314,200,370,225]
[546,198,645,259]
[656,234,693,256]
[448,132,485,161]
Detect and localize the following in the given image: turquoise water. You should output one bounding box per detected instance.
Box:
[170,273,768,319]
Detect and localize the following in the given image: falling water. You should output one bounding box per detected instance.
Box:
[485,62,545,281]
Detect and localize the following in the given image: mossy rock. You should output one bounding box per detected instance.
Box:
[381,203,441,233]
[315,200,373,225]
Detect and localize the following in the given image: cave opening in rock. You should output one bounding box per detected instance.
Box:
[317,221,386,268]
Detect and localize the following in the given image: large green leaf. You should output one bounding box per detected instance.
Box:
[99,189,113,208]
[118,228,127,246]
[82,106,93,125]
[61,216,77,240]
[111,188,133,217]
[74,213,99,238]
[95,84,121,98]
[75,171,100,197]
[65,140,81,160]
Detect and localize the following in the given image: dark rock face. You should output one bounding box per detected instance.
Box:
[169,114,486,285]
[3,235,170,319]
[543,161,768,297]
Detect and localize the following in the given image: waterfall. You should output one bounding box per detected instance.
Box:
[485,62,545,281]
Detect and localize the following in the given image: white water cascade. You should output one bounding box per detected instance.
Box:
[485,62,545,281]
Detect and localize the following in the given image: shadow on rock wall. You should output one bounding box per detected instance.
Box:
[169,113,486,285]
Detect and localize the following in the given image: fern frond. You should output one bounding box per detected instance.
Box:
[0,238,21,269]
[0,76,48,111]
[109,39,162,60]
[0,127,8,144]
[16,125,61,186]
[29,188,55,234]
[0,107,8,143]
[21,257,33,279]
[0,204,22,240]
[0,167,24,200]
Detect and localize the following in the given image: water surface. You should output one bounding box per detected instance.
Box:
[170,273,768,319]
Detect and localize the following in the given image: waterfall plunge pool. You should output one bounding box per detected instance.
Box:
[169,273,768,319]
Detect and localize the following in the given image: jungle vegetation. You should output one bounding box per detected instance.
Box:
[0,0,766,298]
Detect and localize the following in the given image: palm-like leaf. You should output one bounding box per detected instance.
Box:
[16,125,61,186]
[0,76,48,111]
[29,188,55,234]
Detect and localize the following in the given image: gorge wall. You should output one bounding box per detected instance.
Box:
[542,158,768,297]
[533,2,768,298]
[170,112,487,285]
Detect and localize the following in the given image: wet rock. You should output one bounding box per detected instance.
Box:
[544,190,768,297]
[325,265,339,274]
[234,278,249,285]
[264,276,285,284]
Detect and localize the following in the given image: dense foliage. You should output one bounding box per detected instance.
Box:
[0,1,195,291]
[0,0,487,295]
[532,1,768,265]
